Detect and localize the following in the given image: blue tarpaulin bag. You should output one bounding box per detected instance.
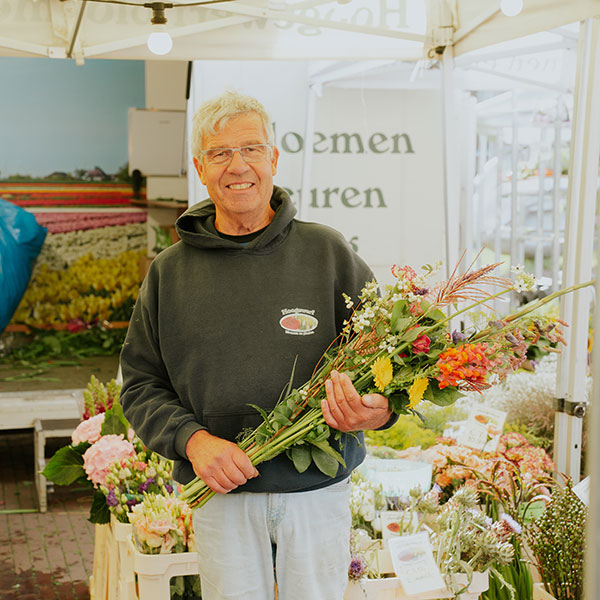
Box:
[0,198,47,333]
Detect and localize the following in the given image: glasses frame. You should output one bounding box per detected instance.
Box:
[199,143,272,165]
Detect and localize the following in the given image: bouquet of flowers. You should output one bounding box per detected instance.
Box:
[101,450,175,523]
[181,258,589,509]
[43,375,174,523]
[128,494,202,600]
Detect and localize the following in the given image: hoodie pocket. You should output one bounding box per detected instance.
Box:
[202,408,265,443]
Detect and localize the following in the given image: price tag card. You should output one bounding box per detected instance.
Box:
[380,510,419,542]
[455,406,506,452]
[388,532,446,595]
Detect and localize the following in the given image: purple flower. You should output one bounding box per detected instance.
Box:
[452,330,466,344]
[106,488,119,507]
[165,483,174,494]
[138,477,155,493]
[413,287,429,296]
[126,498,140,507]
[348,555,367,580]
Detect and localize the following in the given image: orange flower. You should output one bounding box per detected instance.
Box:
[436,343,492,389]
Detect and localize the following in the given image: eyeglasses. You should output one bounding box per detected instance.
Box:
[200,144,272,165]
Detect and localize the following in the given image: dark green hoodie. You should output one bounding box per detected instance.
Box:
[120,187,374,491]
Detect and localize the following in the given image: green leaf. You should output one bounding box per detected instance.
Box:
[286,390,301,410]
[88,489,111,524]
[310,440,346,468]
[388,391,410,415]
[392,317,412,334]
[306,423,330,444]
[101,403,130,437]
[423,381,464,406]
[391,300,409,329]
[248,404,275,430]
[41,445,87,485]
[310,446,340,478]
[427,309,446,321]
[399,327,424,343]
[291,446,312,473]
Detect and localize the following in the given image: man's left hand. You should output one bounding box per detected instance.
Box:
[322,370,391,432]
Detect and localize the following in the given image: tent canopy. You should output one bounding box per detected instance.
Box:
[0,0,598,63]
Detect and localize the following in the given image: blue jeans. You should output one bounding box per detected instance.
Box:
[192,478,351,599]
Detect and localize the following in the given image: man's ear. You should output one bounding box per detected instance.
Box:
[193,156,206,185]
[271,146,280,175]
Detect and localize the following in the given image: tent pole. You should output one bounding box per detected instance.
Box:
[582,15,600,600]
[554,17,600,483]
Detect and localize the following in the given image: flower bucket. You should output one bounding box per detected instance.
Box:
[111,516,137,600]
[345,571,489,600]
[358,458,433,498]
[533,583,558,600]
[90,523,111,600]
[128,538,200,600]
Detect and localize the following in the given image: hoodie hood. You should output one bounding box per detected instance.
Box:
[175,186,296,252]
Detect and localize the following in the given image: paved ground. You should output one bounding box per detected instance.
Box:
[0,430,94,600]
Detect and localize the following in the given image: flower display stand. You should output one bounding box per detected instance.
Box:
[533,583,558,600]
[345,571,489,600]
[111,517,138,600]
[90,523,111,600]
[346,543,488,600]
[128,538,200,600]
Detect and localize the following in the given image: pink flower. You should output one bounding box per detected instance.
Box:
[72,413,105,445]
[412,334,431,354]
[82,434,136,486]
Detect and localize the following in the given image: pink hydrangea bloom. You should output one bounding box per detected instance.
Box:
[83,434,136,486]
[72,413,105,445]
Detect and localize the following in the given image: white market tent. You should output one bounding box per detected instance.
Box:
[2,0,600,592]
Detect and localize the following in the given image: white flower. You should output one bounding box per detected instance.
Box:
[511,265,537,292]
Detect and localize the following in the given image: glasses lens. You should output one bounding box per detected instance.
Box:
[204,145,270,165]
[240,145,269,162]
[205,148,233,164]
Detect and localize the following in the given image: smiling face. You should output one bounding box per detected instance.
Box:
[193,111,279,235]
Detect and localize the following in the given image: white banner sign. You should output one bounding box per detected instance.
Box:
[188,61,445,284]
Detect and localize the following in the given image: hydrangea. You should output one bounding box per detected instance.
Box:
[71,413,105,445]
[82,434,136,486]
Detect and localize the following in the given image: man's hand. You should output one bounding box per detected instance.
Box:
[185,430,259,494]
[322,370,391,432]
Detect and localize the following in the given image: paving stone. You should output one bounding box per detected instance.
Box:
[0,431,95,600]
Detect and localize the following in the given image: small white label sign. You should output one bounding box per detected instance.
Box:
[455,406,507,452]
[388,532,446,595]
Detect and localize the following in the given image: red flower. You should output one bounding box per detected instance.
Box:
[412,334,431,354]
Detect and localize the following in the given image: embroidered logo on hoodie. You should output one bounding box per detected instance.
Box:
[280,308,318,335]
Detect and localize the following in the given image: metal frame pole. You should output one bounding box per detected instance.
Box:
[554,17,600,482]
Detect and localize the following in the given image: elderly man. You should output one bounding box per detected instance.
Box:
[120,90,393,600]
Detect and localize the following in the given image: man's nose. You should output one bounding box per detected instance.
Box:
[227,150,249,172]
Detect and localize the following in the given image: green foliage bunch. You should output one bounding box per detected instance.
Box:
[525,480,587,600]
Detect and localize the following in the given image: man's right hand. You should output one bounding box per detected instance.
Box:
[185,430,259,494]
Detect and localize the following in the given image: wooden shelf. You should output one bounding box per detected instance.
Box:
[130,198,188,210]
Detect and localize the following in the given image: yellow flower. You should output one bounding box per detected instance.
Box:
[371,356,393,392]
[408,377,429,409]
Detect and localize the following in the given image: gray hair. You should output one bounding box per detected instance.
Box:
[191,90,275,158]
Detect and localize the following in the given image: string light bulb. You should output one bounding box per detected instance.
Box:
[146,2,173,55]
[500,0,523,17]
